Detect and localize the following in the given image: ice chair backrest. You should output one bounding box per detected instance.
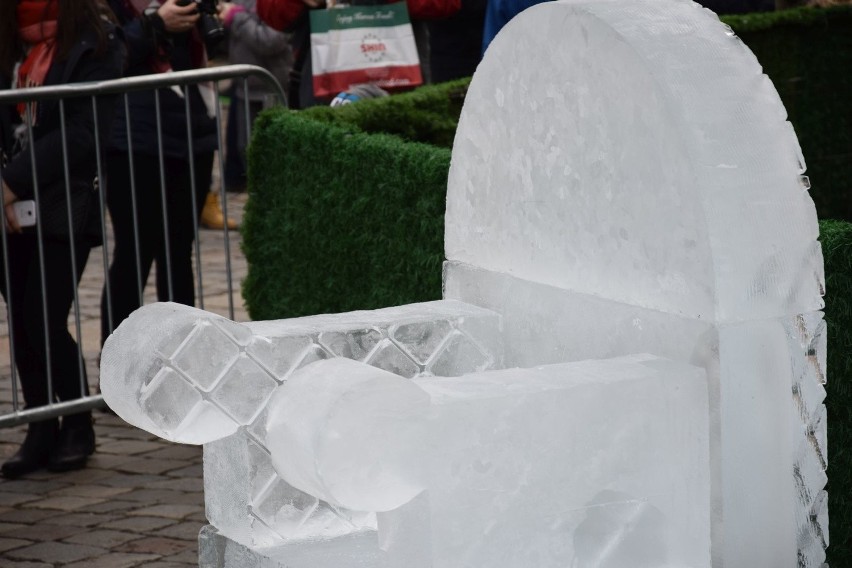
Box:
[445,0,823,325]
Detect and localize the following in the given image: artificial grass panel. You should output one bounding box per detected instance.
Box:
[242,111,448,321]
[299,78,470,149]
[724,7,852,221]
[820,219,852,566]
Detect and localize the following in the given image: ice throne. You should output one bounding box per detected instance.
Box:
[101,1,827,566]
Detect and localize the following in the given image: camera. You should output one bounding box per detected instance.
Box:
[177,0,226,55]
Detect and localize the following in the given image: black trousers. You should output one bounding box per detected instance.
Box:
[100,151,213,343]
[0,234,91,410]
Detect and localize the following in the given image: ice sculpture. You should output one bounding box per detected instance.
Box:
[100,0,827,566]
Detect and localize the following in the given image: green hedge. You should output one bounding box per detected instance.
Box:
[242,112,448,321]
[821,220,852,566]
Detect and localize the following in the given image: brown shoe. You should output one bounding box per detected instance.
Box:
[200,192,238,230]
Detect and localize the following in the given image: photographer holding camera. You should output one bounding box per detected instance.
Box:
[100,0,226,346]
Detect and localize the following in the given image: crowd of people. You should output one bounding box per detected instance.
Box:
[0,0,796,479]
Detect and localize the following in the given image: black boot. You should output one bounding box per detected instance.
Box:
[48,414,95,473]
[1,418,59,479]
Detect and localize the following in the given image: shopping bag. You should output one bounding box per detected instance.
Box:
[310,2,423,98]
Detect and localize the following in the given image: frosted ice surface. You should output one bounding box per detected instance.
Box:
[266,355,710,568]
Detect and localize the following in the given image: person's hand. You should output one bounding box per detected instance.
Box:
[2,181,21,234]
[158,0,201,34]
[302,0,325,8]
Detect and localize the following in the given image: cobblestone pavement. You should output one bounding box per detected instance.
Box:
[0,191,250,567]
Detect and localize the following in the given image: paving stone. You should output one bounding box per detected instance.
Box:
[0,521,27,533]
[79,499,139,514]
[63,529,144,549]
[53,468,113,484]
[43,512,121,527]
[162,548,199,563]
[0,536,31,553]
[144,478,203,493]
[98,440,165,456]
[0,560,52,568]
[0,479,71,494]
[117,458,195,476]
[0,493,39,507]
[165,464,203,478]
[6,541,105,563]
[63,552,161,568]
[100,516,177,533]
[2,523,87,542]
[49,484,132,499]
[153,521,203,541]
[140,446,203,461]
[119,489,188,503]
[128,504,203,521]
[24,495,105,511]
[86,453,139,470]
[138,562,194,568]
[98,473,170,488]
[0,509,56,524]
[116,536,194,556]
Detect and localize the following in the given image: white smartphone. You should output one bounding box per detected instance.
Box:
[12,200,36,228]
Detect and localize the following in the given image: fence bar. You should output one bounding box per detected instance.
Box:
[0,395,106,429]
[213,82,235,320]
[58,100,88,400]
[25,106,54,406]
[154,90,175,301]
[93,96,113,337]
[123,93,144,309]
[184,90,204,310]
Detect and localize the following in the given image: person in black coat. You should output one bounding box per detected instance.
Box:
[101,0,220,345]
[0,0,125,478]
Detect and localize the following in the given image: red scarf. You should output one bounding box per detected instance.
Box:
[16,0,60,122]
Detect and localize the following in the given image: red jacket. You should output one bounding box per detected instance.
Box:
[257,0,461,31]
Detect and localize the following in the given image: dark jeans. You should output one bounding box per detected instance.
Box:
[0,234,91,410]
[100,151,213,343]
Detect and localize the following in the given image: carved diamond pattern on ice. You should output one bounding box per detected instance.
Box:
[428,331,492,377]
[141,367,202,433]
[809,405,827,471]
[248,439,277,504]
[808,318,827,385]
[246,335,314,380]
[794,434,827,515]
[295,344,331,371]
[212,355,279,424]
[812,490,829,549]
[154,320,197,359]
[251,477,319,536]
[366,340,419,378]
[171,321,240,391]
[319,329,383,361]
[786,313,828,567]
[391,320,453,365]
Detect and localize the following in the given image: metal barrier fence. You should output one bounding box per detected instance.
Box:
[0,65,286,428]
